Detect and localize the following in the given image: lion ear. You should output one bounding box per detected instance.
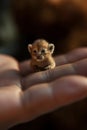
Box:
[28,44,32,53]
[48,43,55,54]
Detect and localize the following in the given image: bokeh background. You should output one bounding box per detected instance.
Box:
[0,0,87,130]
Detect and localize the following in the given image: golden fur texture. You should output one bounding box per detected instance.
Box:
[28,39,56,71]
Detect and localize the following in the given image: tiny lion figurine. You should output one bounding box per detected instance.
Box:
[28,39,56,71]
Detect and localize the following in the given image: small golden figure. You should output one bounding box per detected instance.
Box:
[28,39,56,71]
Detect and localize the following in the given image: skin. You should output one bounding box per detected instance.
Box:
[1,48,87,129]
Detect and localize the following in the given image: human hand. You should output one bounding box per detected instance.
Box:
[20,48,87,123]
[1,48,87,129]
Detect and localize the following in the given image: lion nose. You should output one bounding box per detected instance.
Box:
[37,55,42,59]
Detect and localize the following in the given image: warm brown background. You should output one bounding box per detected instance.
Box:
[11,0,87,61]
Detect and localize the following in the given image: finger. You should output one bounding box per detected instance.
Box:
[0,54,19,71]
[22,64,75,89]
[19,60,34,76]
[55,47,87,66]
[22,58,87,89]
[20,48,87,76]
[0,55,21,88]
[21,75,87,122]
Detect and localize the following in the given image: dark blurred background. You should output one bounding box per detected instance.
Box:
[0,0,87,130]
[1,0,87,61]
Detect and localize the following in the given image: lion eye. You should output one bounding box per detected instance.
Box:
[41,49,45,53]
[33,50,37,53]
